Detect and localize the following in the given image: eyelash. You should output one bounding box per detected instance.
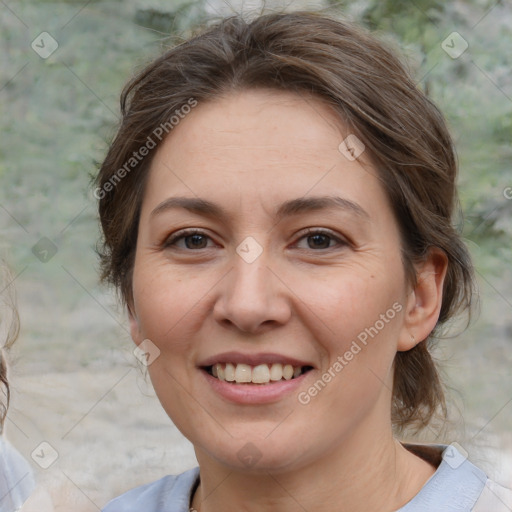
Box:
[163,228,348,251]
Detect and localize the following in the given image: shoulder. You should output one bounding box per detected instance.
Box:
[399,443,491,511]
[0,437,36,512]
[102,467,200,512]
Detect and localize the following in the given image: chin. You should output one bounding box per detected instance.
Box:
[195,433,313,474]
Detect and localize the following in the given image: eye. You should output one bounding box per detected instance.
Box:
[163,229,215,250]
[163,228,347,251]
[295,228,347,250]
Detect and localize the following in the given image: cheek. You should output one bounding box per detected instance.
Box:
[295,270,404,344]
[295,271,406,408]
[132,262,210,349]
[298,280,403,417]
[132,265,208,432]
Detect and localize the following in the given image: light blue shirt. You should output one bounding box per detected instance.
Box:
[0,437,35,512]
[102,444,512,511]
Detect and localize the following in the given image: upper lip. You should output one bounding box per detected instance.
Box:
[198,351,314,368]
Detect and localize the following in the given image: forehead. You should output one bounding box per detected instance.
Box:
[159,89,348,167]
[143,88,390,221]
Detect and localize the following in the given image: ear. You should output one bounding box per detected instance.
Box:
[397,248,448,352]
[128,303,143,346]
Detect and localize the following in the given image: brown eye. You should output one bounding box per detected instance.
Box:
[183,234,208,249]
[306,233,332,249]
[295,229,347,250]
[164,230,214,250]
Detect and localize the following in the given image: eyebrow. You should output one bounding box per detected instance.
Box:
[150,195,370,222]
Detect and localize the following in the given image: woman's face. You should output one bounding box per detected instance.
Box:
[130,89,419,472]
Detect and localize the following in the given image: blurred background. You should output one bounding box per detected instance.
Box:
[1,0,511,509]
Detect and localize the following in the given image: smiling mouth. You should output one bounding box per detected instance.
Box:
[203,363,314,385]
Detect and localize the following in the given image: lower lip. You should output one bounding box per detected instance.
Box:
[201,369,311,405]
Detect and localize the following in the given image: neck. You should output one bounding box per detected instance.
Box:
[191,420,435,512]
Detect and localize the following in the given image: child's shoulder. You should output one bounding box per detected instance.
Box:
[0,437,36,511]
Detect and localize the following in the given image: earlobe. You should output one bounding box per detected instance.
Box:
[397,249,448,352]
[128,305,143,346]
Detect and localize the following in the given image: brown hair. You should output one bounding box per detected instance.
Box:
[96,11,475,432]
[0,265,20,431]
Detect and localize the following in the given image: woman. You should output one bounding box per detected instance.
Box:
[0,266,36,512]
[0,266,54,512]
[97,11,512,511]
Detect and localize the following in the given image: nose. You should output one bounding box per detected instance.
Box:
[213,253,292,335]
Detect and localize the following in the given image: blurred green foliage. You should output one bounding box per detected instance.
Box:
[345,0,512,264]
[1,0,509,275]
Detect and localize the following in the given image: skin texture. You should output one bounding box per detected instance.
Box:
[129,89,448,512]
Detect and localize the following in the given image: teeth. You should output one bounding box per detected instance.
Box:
[214,363,225,381]
[224,363,235,382]
[234,364,252,383]
[252,364,270,383]
[269,363,283,381]
[283,364,294,380]
[210,362,306,384]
